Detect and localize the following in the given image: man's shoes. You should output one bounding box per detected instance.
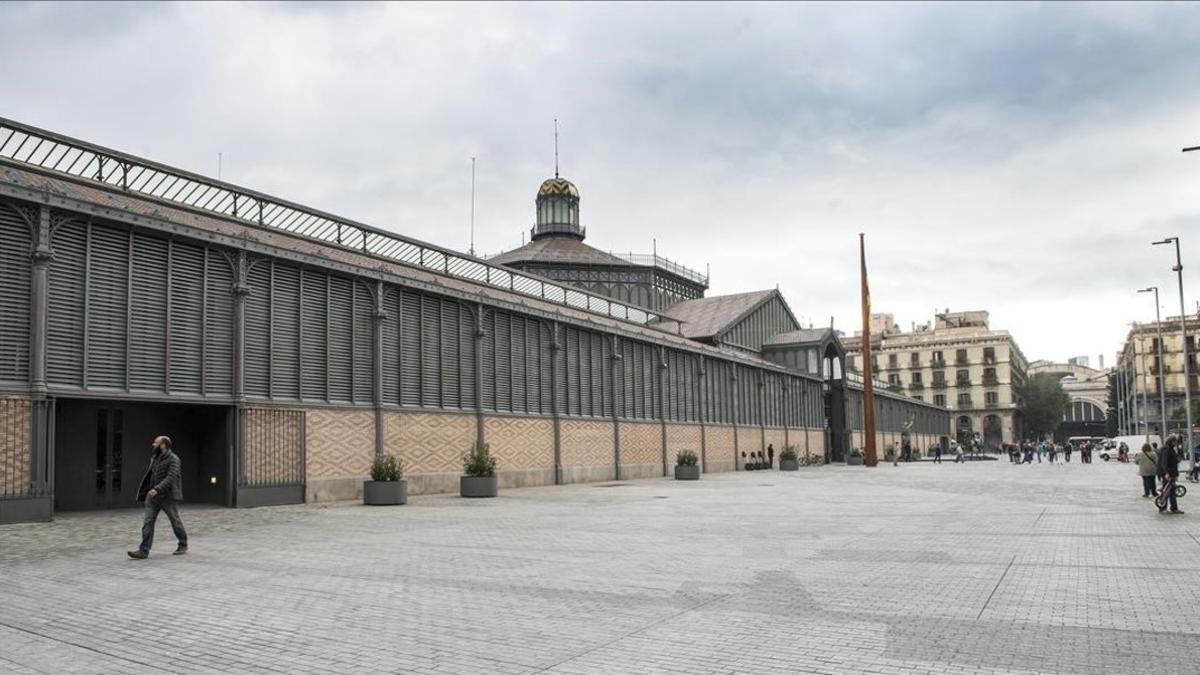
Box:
[1171,510,1186,515]
[173,545,188,555]
[127,550,148,560]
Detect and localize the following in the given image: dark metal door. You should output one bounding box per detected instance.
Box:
[93,408,125,508]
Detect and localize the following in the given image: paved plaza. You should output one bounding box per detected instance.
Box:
[1,459,1198,674]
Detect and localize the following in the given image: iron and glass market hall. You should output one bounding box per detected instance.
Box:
[0,118,950,523]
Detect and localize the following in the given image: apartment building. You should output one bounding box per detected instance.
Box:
[1115,314,1199,435]
[844,310,1029,446]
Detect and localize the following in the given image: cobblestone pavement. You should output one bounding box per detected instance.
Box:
[2,459,1198,674]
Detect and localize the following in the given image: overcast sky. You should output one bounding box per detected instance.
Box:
[4,2,1199,364]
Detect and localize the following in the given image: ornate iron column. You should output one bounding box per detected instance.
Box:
[373,281,387,457]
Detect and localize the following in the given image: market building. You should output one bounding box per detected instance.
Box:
[0,117,950,523]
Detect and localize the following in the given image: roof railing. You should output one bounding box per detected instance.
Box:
[0,116,665,326]
[611,252,709,285]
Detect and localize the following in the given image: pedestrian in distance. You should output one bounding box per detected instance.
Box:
[1156,435,1185,515]
[1135,443,1158,498]
[1188,441,1200,483]
[933,442,942,464]
[1064,441,1073,463]
[954,442,964,464]
[128,435,188,559]
[767,444,775,469]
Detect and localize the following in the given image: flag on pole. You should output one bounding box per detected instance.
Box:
[859,233,878,467]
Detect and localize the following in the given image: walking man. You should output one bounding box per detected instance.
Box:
[128,435,188,559]
[933,441,943,464]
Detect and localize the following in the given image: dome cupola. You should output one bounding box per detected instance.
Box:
[532,174,583,240]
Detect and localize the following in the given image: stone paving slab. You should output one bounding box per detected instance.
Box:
[0,460,1197,674]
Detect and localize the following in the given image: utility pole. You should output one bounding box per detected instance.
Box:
[1139,287,1170,437]
[1154,234,1194,473]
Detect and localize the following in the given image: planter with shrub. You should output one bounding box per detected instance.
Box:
[846,448,865,466]
[364,454,407,505]
[461,441,499,498]
[674,449,700,480]
[778,445,799,471]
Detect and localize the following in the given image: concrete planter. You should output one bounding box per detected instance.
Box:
[674,465,700,480]
[779,459,799,471]
[363,480,408,506]
[846,454,865,466]
[460,475,499,498]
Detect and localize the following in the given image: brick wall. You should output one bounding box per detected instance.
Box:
[0,398,30,497]
[665,424,702,468]
[560,418,614,483]
[619,421,662,480]
[384,410,476,495]
[704,425,735,472]
[305,408,375,502]
[483,415,555,488]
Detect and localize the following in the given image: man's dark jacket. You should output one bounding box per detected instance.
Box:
[137,450,183,502]
[1157,443,1181,478]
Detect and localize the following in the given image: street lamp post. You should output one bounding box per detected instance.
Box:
[1139,287,1170,438]
[1153,235,1194,473]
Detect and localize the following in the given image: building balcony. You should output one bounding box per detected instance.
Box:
[958,401,974,410]
[931,381,948,389]
[909,382,925,390]
[985,399,1001,408]
[955,357,970,366]
[982,376,999,386]
[955,379,972,387]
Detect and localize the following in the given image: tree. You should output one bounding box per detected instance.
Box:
[1105,372,1119,437]
[1017,373,1071,441]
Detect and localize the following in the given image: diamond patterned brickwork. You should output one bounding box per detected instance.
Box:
[483,416,554,470]
[619,421,662,466]
[384,411,476,474]
[665,424,702,465]
[560,419,613,470]
[737,427,762,457]
[705,425,735,468]
[0,398,30,497]
[306,408,374,479]
[764,428,787,455]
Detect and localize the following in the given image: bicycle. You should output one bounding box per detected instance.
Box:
[1155,476,1187,512]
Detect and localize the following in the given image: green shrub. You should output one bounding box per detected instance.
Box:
[462,441,497,477]
[675,449,699,467]
[779,445,798,462]
[370,453,403,482]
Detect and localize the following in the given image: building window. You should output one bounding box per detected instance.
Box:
[934,394,947,407]
[956,349,968,365]
[983,367,997,385]
[957,392,972,407]
[888,373,901,385]
[910,352,920,366]
[933,371,946,385]
[956,369,970,385]
[985,391,998,406]
[912,372,923,385]
[888,354,898,368]
[983,347,995,364]
[932,350,944,366]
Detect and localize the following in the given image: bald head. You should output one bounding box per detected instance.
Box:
[153,436,172,453]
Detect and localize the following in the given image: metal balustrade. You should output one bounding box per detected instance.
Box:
[0,117,664,327]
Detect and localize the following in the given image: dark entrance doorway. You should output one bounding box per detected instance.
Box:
[53,399,231,511]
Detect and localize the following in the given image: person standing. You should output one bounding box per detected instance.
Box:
[933,442,943,464]
[1064,441,1073,463]
[1135,442,1159,498]
[128,435,188,559]
[1157,435,1185,515]
[767,444,775,469]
